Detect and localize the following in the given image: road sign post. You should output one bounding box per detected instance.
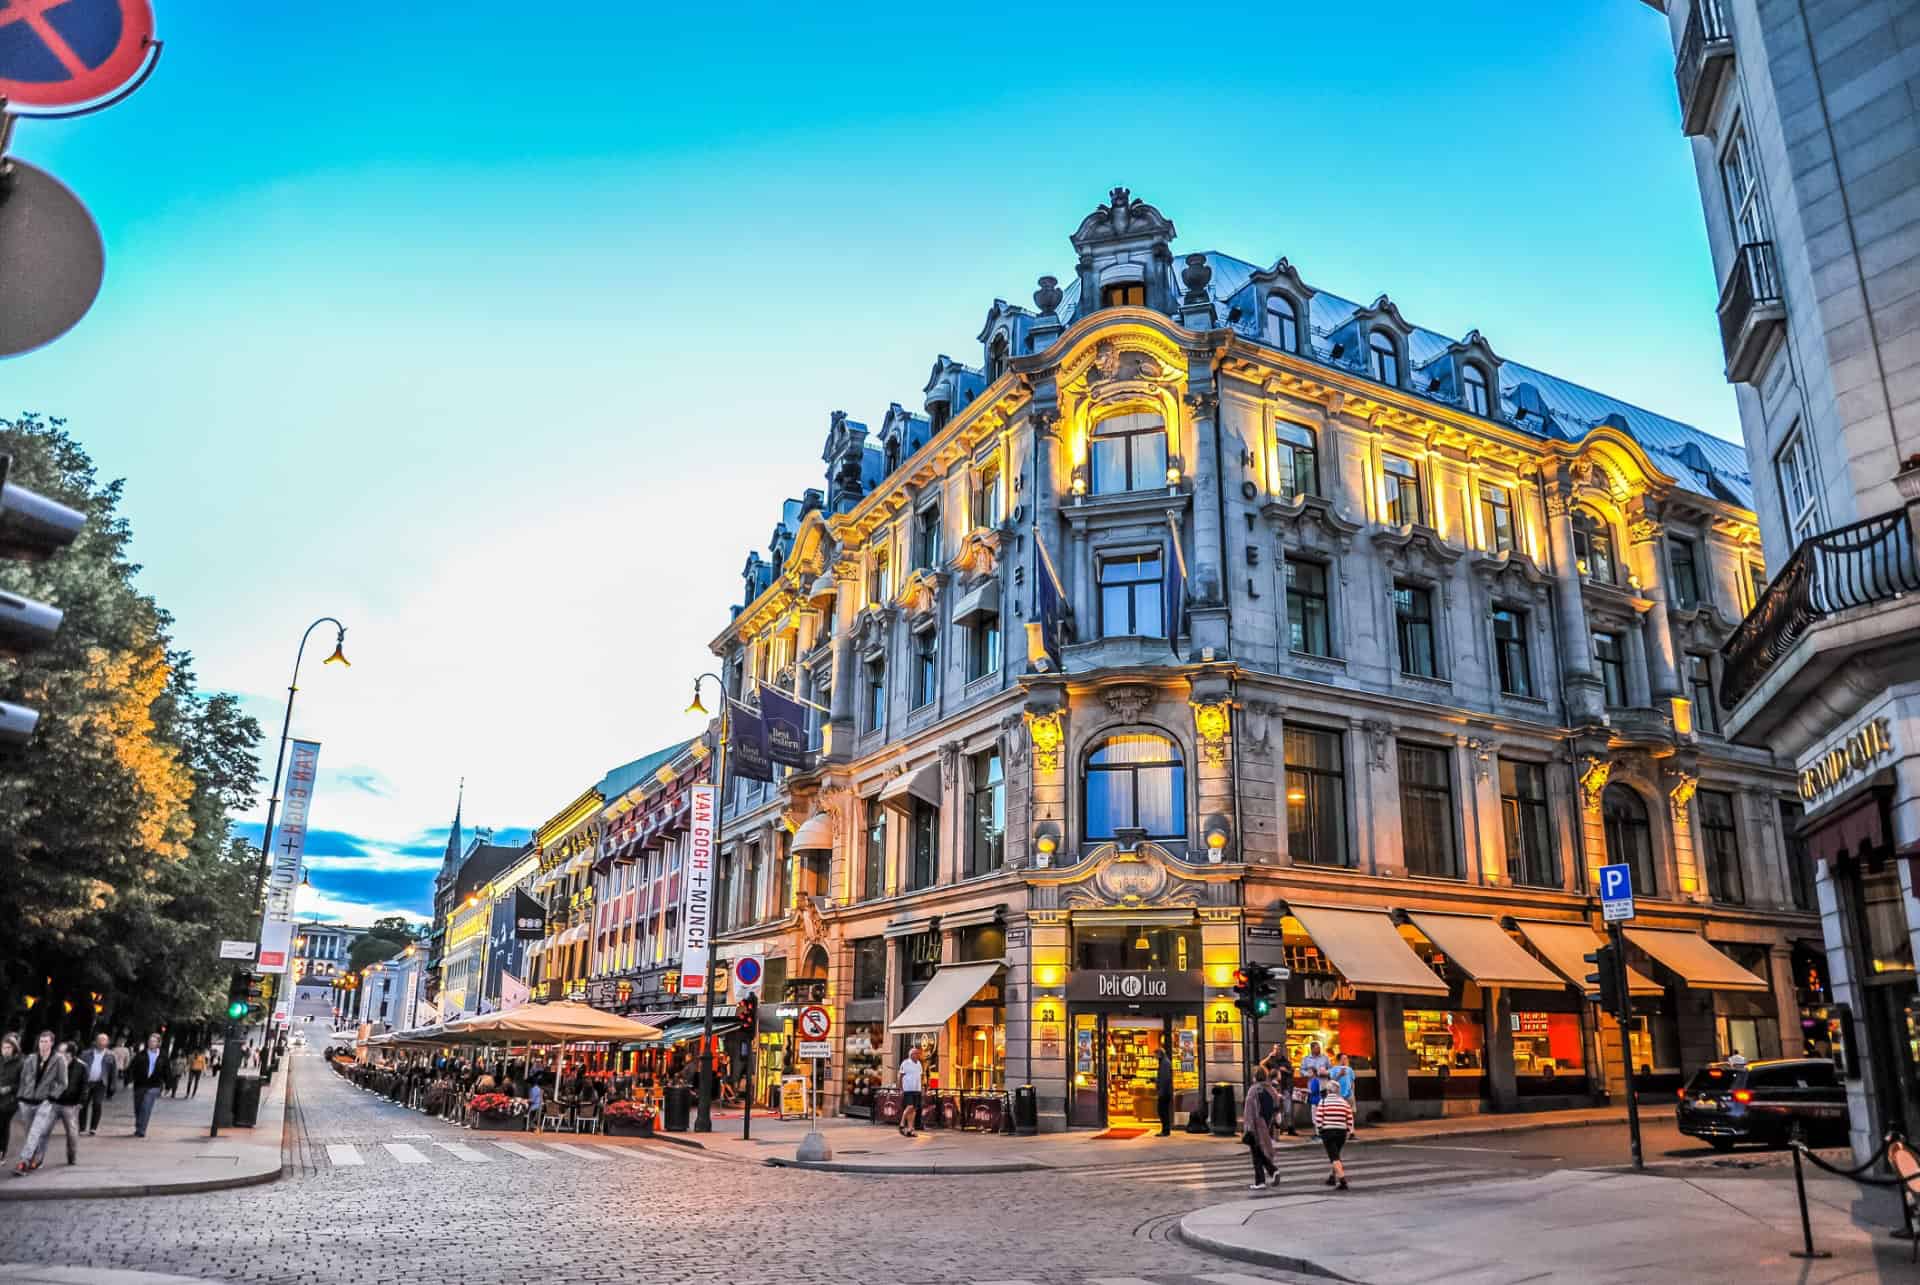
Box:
[1596,863,1643,1170]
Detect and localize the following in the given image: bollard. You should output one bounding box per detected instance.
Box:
[1788,1145,1833,1260]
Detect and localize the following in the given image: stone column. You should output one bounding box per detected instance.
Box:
[1185,380,1230,659]
[1459,736,1504,885]
[1373,995,1410,1121]
[1484,987,1517,1110]
[1541,476,1604,724]
[1355,719,1406,877]
[1627,498,1681,703]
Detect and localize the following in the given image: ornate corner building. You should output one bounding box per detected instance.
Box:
[683,188,1816,1132]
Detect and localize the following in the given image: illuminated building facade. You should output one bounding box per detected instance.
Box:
[703,189,1818,1130]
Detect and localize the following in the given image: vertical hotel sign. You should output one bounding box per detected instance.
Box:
[680,783,716,993]
[257,739,322,974]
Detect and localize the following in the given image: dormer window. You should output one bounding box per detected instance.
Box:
[913,504,941,571]
[987,335,1010,382]
[1090,412,1168,495]
[1368,331,1400,386]
[1265,294,1300,353]
[1462,365,1490,417]
[929,400,951,432]
[1572,509,1616,585]
[1101,281,1145,308]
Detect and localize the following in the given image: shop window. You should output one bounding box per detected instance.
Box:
[1369,330,1400,386]
[1265,293,1300,352]
[1511,1010,1586,1086]
[1382,453,1422,526]
[911,630,938,709]
[1272,421,1319,500]
[1779,799,1815,912]
[1572,509,1616,584]
[1479,482,1514,553]
[1285,726,1348,867]
[1403,1008,1486,1099]
[1863,865,1917,975]
[1499,758,1557,887]
[1083,733,1186,840]
[957,923,1005,962]
[863,657,886,732]
[852,936,887,1000]
[1698,789,1745,904]
[1398,743,1459,878]
[1687,654,1718,734]
[1285,558,1331,656]
[1669,538,1703,609]
[1285,1004,1378,1091]
[1462,364,1490,417]
[908,799,937,890]
[1073,923,1199,971]
[1602,784,1658,898]
[1101,280,1145,308]
[966,614,1000,682]
[1097,550,1164,638]
[1090,412,1168,495]
[862,803,887,900]
[1593,632,1627,707]
[1393,582,1438,677]
[1493,607,1533,696]
[967,749,1004,878]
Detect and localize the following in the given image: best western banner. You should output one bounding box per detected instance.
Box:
[257,739,322,974]
[680,783,716,993]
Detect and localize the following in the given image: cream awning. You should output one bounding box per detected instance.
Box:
[1405,912,1565,989]
[879,764,942,810]
[951,580,1000,624]
[1286,904,1448,996]
[445,1000,663,1044]
[890,961,1003,1034]
[791,813,834,852]
[1513,920,1661,997]
[1625,928,1770,992]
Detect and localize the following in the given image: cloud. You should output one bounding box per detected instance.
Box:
[304,866,435,919]
[338,771,390,797]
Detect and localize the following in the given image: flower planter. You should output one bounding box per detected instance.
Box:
[602,1115,656,1137]
[469,1113,525,1132]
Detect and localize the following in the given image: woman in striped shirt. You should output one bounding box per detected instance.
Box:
[1311,1089,1353,1190]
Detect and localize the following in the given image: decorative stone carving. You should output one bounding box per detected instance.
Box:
[1362,719,1391,771]
[1033,274,1063,314]
[1242,702,1277,756]
[1191,699,1231,766]
[1667,771,1698,821]
[855,605,895,657]
[1025,708,1065,773]
[1264,494,1362,555]
[1465,738,1493,782]
[999,711,1029,768]
[1091,339,1122,380]
[1579,755,1613,811]
[1102,684,1155,723]
[950,526,1002,582]
[1183,387,1218,417]
[1181,252,1213,302]
[1044,844,1210,913]
[939,740,961,789]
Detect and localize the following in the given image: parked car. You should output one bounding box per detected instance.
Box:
[1676,1057,1850,1151]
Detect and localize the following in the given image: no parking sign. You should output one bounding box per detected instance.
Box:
[0,0,157,108]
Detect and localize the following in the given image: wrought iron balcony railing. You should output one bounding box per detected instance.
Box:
[1720,509,1920,711]
[1677,0,1734,136]
[1718,241,1785,383]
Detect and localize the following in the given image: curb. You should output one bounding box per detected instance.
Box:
[1174,1216,1352,1283]
[765,1156,1049,1175]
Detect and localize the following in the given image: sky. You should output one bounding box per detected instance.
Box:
[5,1,1728,926]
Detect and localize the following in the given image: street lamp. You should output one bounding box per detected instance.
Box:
[686,671,727,1133]
[211,615,349,1137]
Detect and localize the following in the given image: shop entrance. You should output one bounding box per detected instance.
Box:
[1069,1010,1200,1129]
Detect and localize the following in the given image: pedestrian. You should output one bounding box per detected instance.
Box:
[1154,1046,1174,1137]
[1332,1052,1356,1130]
[12,1033,68,1175]
[1264,1043,1298,1135]
[128,1034,166,1138]
[165,1051,186,1098]
[0,1033,21,1163]
[1313,1076,1355,1190]
[76,1032,117,1135]
[1242,1066,1279,1190]
[527,1063,545,1129]
[1300,1040,1330,1138]
[109,1037,130,1078]
[897,1045,924,1137]
[24,1042,84,1169]
[186,1049,207,1098]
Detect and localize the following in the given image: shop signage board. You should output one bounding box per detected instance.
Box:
[780,1075,809,1119]
[218,940,255,961]
[1065,969,1203,1003]
[680,784,716,992]
[798,1005,832,1040]
[798,1039,831,1059]
[1599,863,1635,923]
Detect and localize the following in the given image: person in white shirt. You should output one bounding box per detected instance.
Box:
[897,1047,924,1137]
[78,1034,116,1136]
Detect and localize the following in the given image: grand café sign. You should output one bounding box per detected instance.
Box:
[1800,716,1894,802]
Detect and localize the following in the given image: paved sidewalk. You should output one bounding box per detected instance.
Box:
[684,1103,1632,1172]
[1178,1166,1913,1282]
[0,1065,288,1201]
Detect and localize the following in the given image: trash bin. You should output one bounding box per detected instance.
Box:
[1208,1081,1237,1136]
[1012,1083,1038,1136]
[663,1084,693,1132]
[232,1075,263,1128]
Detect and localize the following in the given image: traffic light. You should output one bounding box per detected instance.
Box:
[737,994,757,1033]
[245,974,268,1022]
[1233,962,1278,1018]
[225,972,249,1021]
[0,454,86,747]
[1584,945,1624,1017]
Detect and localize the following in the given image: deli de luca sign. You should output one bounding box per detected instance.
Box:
[1066,969,1202,1003]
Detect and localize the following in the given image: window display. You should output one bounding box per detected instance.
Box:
[843,1022,883,1117]
[1510,1011,1584,1083]
[1404,1008,1485,1099]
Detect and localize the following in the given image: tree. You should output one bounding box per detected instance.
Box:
[347,918,420,974]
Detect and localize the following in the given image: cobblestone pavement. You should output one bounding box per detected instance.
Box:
[0,1057,1518,1285]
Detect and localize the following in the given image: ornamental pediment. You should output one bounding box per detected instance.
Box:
[1371,523,1464,577]
[1470,549,1553,600]
[1026,843,1238,912]
[1263,494,1362,553]
[950,526,1003,584]
[894,568,945,628]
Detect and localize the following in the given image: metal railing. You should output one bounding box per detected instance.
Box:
[1676,0,1731,127]
[1720,508,1920,710]
[1718,240,1782,361]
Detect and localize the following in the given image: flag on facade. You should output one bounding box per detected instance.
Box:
[728,697,775,782]
[415,999,438,1027]
[1163,509,1188,657]
[1030,536,1069,670]
[759,684,810,767]
[478,996,495,1014]
[501,972,528,1011]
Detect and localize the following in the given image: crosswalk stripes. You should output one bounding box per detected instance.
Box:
[381,1142,430,1165]
[430,1141,493,1163]
[324,1144,364,1167]
[1064,1147,1516,1196]
[540,1141,613,1161]
[490,1141,554,1161]
[315,1135,725,1169]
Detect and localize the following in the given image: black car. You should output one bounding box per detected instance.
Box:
[1676,1057,1850,1150]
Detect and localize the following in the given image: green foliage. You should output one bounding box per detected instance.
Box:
[0,413,263,1038]
[347,918,419,973]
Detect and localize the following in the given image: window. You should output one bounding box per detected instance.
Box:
[1687,654,1718,734]
[966,614,1001,682]
[913,505,941,570]
[773,834,791,919]
[987,334,1010,381]
[852,936,887,1000]
[1084,733,1186,840]
[1779,800,1815,912]
[1090,412,1168,494]
[1478,483,1514,554]
[911,630,937,709]
[1271,422,1319,500]
[972,460,1001,530]
[1266,294,1299,352]
[1462,365,1490,417]
[868,549,891,606]
[1775,428,1822,545]
[863,657,886,732]
[1382,453,1422,526]
[1746,561,1768,613]
[1285,558,1331,656]
[1369,331,1399,385]
[1492,607,1533,696]
[928,400,951,432]
[1101,280,1145,308]
[909,799,937,890]
[1393,582,1438,677]
[1698,789,1745,904]
[862,803,887,900]
[1669,538,1703,609]
[1285,726,1348,866]
[745,842,765,925]
[1075,923,1200,971]
[967,749,1004,878]
[1720,120,1767,245]
[1593,632,1627,706]
[1572,510,1616,584]
[1500,758,1557,886]
[1398,743,1459,878]
[1098,551,1164,638]
[1602,784,1657,898]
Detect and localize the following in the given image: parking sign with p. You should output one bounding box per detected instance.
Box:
[1599,862,1635,922]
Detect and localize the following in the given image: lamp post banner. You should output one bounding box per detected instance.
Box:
[257,738,322,972]
[681,783,716,993]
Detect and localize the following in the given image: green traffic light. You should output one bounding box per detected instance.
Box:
[1253,999,1271,1016]
[226,1000,247,1019]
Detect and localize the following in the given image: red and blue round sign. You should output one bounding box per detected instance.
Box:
[733,956,763,989]
[0,0,155,108]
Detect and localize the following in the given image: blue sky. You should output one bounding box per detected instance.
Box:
[6,2,1724,924]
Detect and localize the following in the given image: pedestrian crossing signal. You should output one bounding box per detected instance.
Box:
[1232,962,1279,1018]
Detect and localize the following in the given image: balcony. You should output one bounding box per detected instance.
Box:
[1676,0,1734,136]
[1718,241,1786,383]
[1719,509,1920,712]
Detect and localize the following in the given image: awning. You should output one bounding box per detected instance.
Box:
[443,1001,664,1045]
[951,580,1000,624]
[1513,920,1661,997]
[883,916,938,940]
[940,905,1004,930]
[791,813,834,852]
[879,764,942,810]
[640,1018,740,1047]
[1800,787,1890,864]
[1405,912,1565,989]
[891,961,1004,1034]
[1286,905,1447,996]
[1624,928,1770,992]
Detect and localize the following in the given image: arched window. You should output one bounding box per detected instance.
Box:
[1462,365,1490,417]
[1369,331,1399,386]
[1265,294,1299,353]
[1084,733,1186,840]
[988,334,1010,381]
[1572,509,1617,584]
[1089,411,1168,495]
[1602,783,1658,898]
